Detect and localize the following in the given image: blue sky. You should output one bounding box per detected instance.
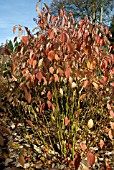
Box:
[0,0,52,45]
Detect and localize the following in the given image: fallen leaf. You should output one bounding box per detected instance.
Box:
[108,130,113,140]
[99,139,104,149]
[47,91,52,100]
[0,135,4,146]
[110,110,114,118]
[80,143,87,151]
[88,119,94,129]
[26,120,33,127]
[74,153,81,170]
[25,90,31,104]
[87,150,95,167]
[64,117,70,126]
[19,155,25,167]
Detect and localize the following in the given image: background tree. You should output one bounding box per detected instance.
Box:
[50,0,114,24]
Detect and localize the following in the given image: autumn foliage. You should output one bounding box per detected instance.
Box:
[0,2,114,169]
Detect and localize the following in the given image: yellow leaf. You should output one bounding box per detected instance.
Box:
[92,82,99,90]
[88,119,94,129]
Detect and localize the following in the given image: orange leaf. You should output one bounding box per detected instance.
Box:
[12,26,16,34]
[107,103,111,110]
[47,100,52,109]
[36,71,43,82]
[49,66,54,74]
[22,36,28,44]
[87,150,95,167]
[65,67,71,78]
[83,80,89,88]
[92,82,99,90]
[80,94,86,100]
[80,143,87,151]
[99,139,104,149]
[64,117,70,126]
[110,110,114,118]
[26,120,33,127]
[0,136,4,146]
[19,155,25,167]
[108,130,113,140]
[48,50,55,61]
[47,91,52,100]
[75,109,82,118]
[54,74,59,82]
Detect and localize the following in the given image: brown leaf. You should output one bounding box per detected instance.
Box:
[0,136,4,146]
[19,155,25,167]
[74,153,81,170]
[87,150,95,167]
[26,120,33,127]
[75,109,82,118]
[25,90,31,104]
[12,26,16,34]
[99,139,104,149]
[3,127,11,135]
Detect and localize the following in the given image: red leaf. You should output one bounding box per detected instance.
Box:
[65,67,71,78]
[87,150,95,167]
[47,91,52,100]
[74,153,81,170]
[54,74,59,82]
[47,100,52,109]
[110,82,114,87]
[64,117,70,126]
[60,33,67,42]
[40,103,45,113]
[22,36,28,44]
[83,80,89,88]
[36,72,43,82]
[48,50,55,61]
